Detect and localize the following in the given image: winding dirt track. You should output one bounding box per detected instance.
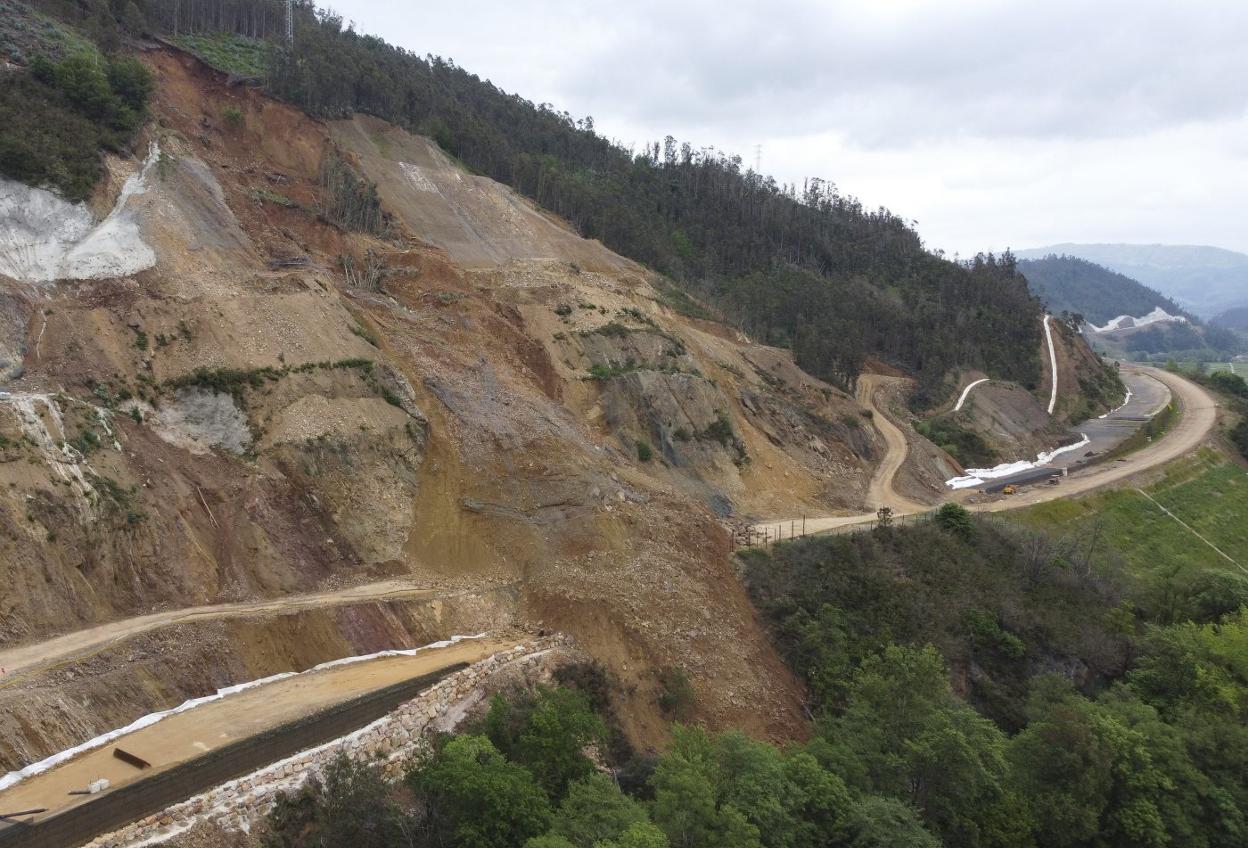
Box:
[752,365,1219,540]
[857,375,932,515]
[0,581,515,689]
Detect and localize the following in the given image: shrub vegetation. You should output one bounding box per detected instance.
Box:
[0,49,151,200]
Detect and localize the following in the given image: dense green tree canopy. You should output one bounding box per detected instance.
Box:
[412,734,554,848]
[0,49,152,200]
[480,686,607,799]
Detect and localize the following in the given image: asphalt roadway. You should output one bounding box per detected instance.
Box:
[985,366,1171,490]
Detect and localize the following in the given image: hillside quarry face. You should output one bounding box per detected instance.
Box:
[0,49,898,754]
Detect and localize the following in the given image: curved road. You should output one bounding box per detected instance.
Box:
[753,365,1218,539]
[975,365,1215,511]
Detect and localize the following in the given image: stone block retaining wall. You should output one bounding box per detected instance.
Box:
[84,635,574,848]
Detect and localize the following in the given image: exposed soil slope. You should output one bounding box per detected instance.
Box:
[0,48,901,757]
[331,116,632,273]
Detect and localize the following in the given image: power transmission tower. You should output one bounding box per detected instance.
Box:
[285,0,294,45]
[754,144,762,174]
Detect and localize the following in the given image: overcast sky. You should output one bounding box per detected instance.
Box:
[328,0,1248,258]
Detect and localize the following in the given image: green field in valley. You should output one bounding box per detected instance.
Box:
[1012,448,1248,613]
[1207,361,1248,377]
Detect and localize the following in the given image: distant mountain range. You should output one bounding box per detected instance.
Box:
[1013,244,1248,319]
[1212,306,1248,331]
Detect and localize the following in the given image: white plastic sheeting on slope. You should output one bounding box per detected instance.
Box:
[954,378,990,412]
[0,144,159,283]
[945,434,1091,489]
[1043,314,1059,415]
[1090,307,1187,334]
[0,633,487,793]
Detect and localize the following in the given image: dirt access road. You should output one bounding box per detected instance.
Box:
[0,636,522,823]
[0,581,513,690]
[858,374,929,515]
[752,365,1219,540]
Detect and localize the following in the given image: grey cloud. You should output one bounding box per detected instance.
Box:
[331,0,1248,255]
[546,0,1248,147]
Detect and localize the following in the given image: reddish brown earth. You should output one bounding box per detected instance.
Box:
[0,48,887,764]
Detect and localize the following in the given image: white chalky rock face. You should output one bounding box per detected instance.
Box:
[0,143,159,283]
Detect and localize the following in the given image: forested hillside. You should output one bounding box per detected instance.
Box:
[1017,255,1185,325]
[0,0,154,199]
[1016,243,1248,320]
[7,0,1046,404]
[1016,256,1243,360]
[738,508,1248,848]
[1212,306,1248,331]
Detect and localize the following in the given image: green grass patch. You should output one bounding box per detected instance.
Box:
[585,361,700,381]
[1207,362,1248,377]
[84,470,145,527]
[0,0,94,64]
[635,439,653,462]
[162,359,389,407]
[1013,450,1248,619]
[249,186,297,208]
[161,357,411,426]
[171,32,272,78]
[349,323,380,348]
[581,321,632,339]
[651,275,714,321]
[914,414,997,467]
